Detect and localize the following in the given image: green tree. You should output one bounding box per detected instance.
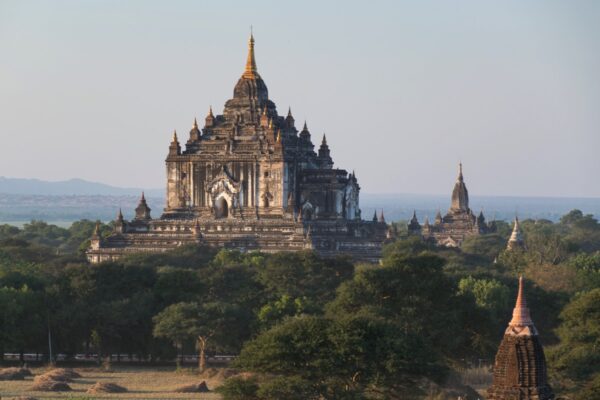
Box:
[458,276,511,323]
[153,301,245,372]
[549,289,600,381]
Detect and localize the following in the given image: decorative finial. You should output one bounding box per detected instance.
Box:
[243,30,258,78]
[268,118,273,129]
[117,208,123,219]
[458,162,463,181]
[322,133,327,145]
[303,121,308,130]
[141,191,146,201]
[287,107,292,117]
[262,104,267,115]
[172,130,178,142]
[276,129,281,143]
[193,117,198,129]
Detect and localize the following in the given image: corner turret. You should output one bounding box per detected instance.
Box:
[317,134,333,168]
[169,130,181,156]
[134,192,152,221]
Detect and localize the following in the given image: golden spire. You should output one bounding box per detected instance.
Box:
[243,31,258,79]
[193,117,198,129]
[172,130,178,142]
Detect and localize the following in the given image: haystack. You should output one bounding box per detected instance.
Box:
[0,367,31,380]
[87,381,128,393]
[174,380,210,393]
[30,379,72,392]
[43,368,81,380]
[34,373,71,383]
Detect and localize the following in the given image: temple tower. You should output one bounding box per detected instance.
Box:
[487,276,554,400]
[451,163,469,212]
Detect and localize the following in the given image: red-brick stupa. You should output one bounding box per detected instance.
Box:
[487,276,554,400]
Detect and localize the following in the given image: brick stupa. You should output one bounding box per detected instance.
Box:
[487,276,554,400]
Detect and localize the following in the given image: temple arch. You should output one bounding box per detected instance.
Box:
[215,196,229,218]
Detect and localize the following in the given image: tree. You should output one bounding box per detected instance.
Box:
[458,276,511,323]
[257,251,354,304]
[549,289,600,381]
[235,314,444,399]
[153,301,245,372]
[461,234,507,261]
[327,253,457,350]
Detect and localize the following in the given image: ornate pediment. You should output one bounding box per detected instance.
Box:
[207,166,241,196]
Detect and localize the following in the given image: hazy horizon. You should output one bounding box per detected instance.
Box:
[1,1,599,197]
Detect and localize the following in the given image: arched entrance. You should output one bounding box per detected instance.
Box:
[215,197,229,218]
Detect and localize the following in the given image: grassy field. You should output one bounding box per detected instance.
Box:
[0,366,224,399]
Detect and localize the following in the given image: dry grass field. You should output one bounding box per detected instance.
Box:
[0,366,224,399]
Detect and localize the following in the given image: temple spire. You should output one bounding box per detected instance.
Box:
[243,31,258,79]
[508,276,535,330]
[450,162,469,212]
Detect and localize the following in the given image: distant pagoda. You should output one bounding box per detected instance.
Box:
[408,163,494,247]
[487,276,554,400]
[506,216,525,250]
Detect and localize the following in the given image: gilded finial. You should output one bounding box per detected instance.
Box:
[172,130,178,142]
[276,129,281,143]
[262,104,267,115]
[193,117,198,129]
[268,118,273,129]
[243,30,258,79]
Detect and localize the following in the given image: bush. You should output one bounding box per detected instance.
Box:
[257,376,318,400]
[216,377,259,400]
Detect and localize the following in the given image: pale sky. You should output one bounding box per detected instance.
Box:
[1,0,599,197]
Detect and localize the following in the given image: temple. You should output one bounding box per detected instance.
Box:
[407,163,494,247]
[487,276,555,400]
[86,34,387,264]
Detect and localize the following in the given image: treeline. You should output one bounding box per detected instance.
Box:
[0,210,598,398]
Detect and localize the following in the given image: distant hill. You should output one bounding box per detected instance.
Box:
[0,177,598,227]
[0,177,163,197]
